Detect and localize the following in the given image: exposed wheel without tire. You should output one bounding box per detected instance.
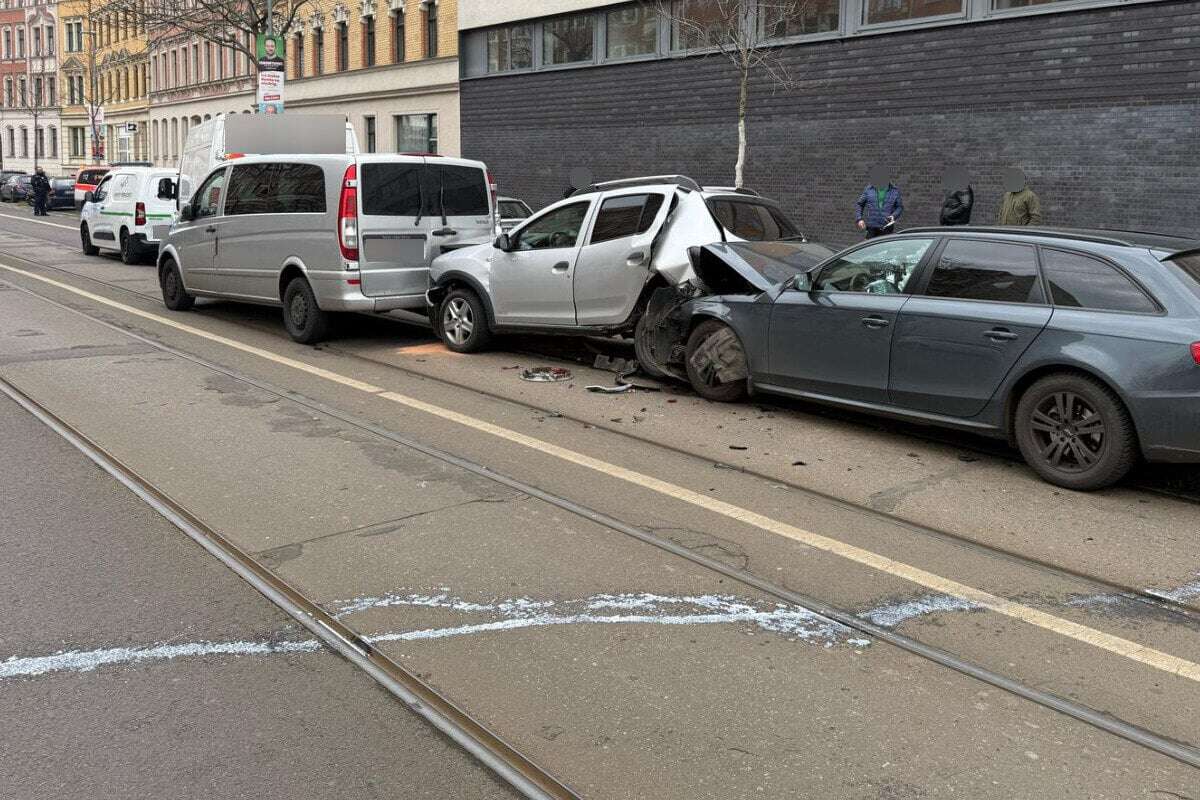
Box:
[282,277,332,344]
[159,260,194,311]
[438,287,491,353]
[120,229,141,264]
[80,224,99,255]
[684,319,749,403]
[1014,373,1137,491]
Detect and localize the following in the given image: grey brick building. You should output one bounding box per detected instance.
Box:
[458,0,1199,247]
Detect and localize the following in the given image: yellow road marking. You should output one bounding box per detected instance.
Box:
[3,259,1199,683]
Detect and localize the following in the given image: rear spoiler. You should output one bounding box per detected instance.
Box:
[1162,247,1200,263]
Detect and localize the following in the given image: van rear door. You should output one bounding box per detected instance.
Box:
[356,156,433,300]
[426,159,494,254]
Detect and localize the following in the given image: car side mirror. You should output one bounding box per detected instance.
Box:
[157,178,177,200]
[83,191,94,203]
[494,233,512,252]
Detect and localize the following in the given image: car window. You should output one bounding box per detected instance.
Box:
[924,240,1044,304]
[192,169,226,219]
[589,193,664,245]
[224,164,273,215]
[513,202,590,251]
[1041,249,1157,313]
[710,200,798,241]
[815,238,934,294]
[361,163,422,216]
[439,165,489,216]
[499,200,530,219]
[274,164,326,213]
[92,176,112,202]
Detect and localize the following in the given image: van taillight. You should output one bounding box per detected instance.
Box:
[135,202,146,226]
[1191,342,1200,365]
[486,169,498,216]
[338,164,358,263]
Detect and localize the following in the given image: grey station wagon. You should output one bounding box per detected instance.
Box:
[638,228,1200,490]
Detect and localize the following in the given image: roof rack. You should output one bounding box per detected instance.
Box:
[572,175,701,196]
[702,186,760,197]
[899,226,1137,247]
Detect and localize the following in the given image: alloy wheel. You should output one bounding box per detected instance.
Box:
[442,297,474,346]
[1028,391,1106,474]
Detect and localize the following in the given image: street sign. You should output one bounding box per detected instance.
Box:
[125,122,139,133]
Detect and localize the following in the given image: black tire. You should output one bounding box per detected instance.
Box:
[80,223,99,256]
[1014,373,1137,491]
[159,259,194,311]
[684,319,749,403]
[282,276,331,344]
[119,229,141,264]
[633,313,672,380]
[438,287,492,353]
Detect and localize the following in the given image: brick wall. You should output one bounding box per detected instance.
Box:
[461,0,1200,247]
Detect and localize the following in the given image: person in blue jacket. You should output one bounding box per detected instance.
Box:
[855,166,903,239]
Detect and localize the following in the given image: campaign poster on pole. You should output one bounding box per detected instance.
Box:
[256,34,286,113]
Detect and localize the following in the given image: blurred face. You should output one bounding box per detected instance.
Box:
[264,39,277,57]
[942,166,969,192]
[868,166,891,187]
[1003,168,1026,193]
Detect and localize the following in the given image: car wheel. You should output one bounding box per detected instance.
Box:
[684,319,749,403]
[282,276,331,344]
[1015,373,1137,491]
[633,313,672,380]
[439,287,491,353]
[159,259,194,311]
[80,223,100,255]
[119,229,141,264]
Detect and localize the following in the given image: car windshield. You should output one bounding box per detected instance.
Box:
[708,198,800,241]
[499,200,529,218]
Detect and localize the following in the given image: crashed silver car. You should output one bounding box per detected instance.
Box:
[426,175,805,353]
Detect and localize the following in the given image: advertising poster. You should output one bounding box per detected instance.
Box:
[256,34,286,113]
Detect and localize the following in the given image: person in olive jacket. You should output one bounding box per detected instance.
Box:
[939,166,973,226]
[998,167,1043,225]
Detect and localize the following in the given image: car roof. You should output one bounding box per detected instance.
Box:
[898,225,1200,253]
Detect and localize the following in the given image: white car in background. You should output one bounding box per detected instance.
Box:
[427,176,806,358]
[80,166,180,264]
[496,196,533,232]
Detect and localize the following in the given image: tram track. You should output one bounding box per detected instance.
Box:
[3,242,1199,629]
[1,269,1199,773]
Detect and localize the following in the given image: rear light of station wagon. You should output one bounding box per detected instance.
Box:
[338,164,359,263]
[135,202,146,227]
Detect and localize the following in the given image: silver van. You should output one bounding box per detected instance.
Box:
[156,152,496,343]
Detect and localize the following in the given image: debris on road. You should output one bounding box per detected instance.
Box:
[521,366,572,382]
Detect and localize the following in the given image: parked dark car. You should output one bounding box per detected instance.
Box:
[47,178,77,210]
[1,174,33,202]
[638,228,1200,490]
[0,169,26,186]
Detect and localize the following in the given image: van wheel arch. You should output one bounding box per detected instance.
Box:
[278,264,308,303]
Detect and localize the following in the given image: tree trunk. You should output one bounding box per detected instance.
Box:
[735,63,748,189]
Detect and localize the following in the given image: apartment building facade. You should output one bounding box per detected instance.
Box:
[458,0,1200,245]
[1,0,60,173]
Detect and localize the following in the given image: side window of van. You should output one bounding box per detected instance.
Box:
[193,169,226,219]
[225,164,274,216]
[274,164,326,213]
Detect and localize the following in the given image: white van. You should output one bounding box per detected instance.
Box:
[157,152,498,344]
[178,113,359,208]
[80,166,180,263]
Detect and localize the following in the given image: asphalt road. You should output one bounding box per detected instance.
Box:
[0,204,1197,798]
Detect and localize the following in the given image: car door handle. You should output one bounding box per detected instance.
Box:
[205,226,217,233]
[984,328,1019,341]
[861,316,890,329]
[431,227,457,237]
[627,251,646,265]
[552,261,570,272]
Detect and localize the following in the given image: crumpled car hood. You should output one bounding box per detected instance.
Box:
[690,240,836,294]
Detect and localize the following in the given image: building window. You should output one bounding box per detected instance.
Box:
[364,15,376,67]
[605,6,657,60]
[47,77,55,106]
[295,32,305,76]
[6,127,13,158]
[314,27,324,74]
[3,30,10,60]
[70,126,86,158]
[49,127,57,158]
[192,43,200,82]
[425,3,438,57]
[3,78,11,108]
[543,12,595,65]
[864,0,963,25]
[395,113,436,153]
[337,22,348,71]
[35,127,44,158]
[991,0,1074,7]
[392,9,405,62]
[486,24,533,73]
[19,127,28,158]
[46,25,54,55]
[670,0,730,50]
[763,0,841,37]
[16,26,24,58]
[364,115,376,153]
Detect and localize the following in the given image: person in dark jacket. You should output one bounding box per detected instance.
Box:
[855,166,903,238]
[939,166,973,226]
[30,167,50,216]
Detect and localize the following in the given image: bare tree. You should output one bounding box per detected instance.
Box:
[111,0,311,66]
[649,0,817,188]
